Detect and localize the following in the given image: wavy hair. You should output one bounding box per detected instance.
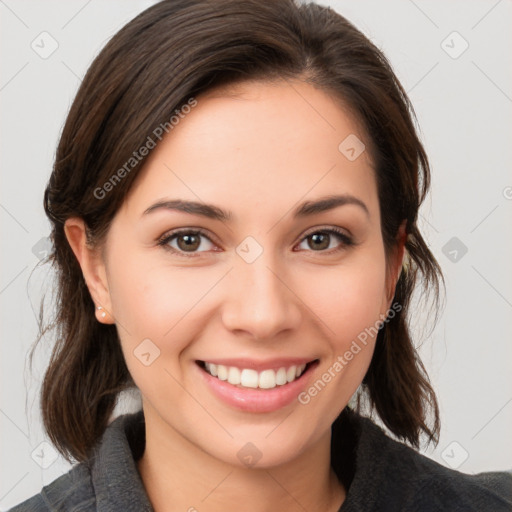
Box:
[31,0,443,463]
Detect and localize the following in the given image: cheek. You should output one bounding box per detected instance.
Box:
[107,247,224,350]
[293,252,388,433]
[106,252,221,402]
[303,249,388,345]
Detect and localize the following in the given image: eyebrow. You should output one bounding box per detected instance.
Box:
[142,194,369,221]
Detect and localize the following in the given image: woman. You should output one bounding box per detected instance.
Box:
[10,0,512,510]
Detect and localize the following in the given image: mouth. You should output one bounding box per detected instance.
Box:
[196,359,318,390]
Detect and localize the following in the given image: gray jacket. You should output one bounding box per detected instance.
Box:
[9,409,512,511]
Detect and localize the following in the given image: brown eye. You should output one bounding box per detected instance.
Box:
[159,229,216,256]
[297,228,353,253]
[307,232,330,251]
[176,233,201,252]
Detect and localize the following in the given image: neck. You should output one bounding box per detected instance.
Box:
[136,406,345,512]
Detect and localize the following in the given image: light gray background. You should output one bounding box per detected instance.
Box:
[1,0,511,508]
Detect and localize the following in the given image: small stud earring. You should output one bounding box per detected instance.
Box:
[97,306,106,318]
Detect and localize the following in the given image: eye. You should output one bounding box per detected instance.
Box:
[158,228,217,257]
[296,227,353,254]
[158,226,354,258]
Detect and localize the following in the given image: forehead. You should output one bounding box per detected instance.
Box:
[120,79,378,224]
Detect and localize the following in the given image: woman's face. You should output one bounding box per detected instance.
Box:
[85,79,402,468]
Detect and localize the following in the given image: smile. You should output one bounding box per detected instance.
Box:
[196,358,319,413]
[201,361,309,389]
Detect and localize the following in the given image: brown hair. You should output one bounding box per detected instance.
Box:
[32,0,443,463]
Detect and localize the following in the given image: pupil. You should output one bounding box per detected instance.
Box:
[310,233,328,250]
[179,234,199,251]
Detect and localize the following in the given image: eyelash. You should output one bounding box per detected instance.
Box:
[157,227,354,258]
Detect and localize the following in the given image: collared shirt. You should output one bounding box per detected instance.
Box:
[9,409,512,511]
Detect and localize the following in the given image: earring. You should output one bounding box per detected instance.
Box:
[401,250,411,275]
[97,306,106,318]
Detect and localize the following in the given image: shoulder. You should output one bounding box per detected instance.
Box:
[8,411,150,512]
[334,410,512,511]
[7,464,95,512]
[380,430,512,510]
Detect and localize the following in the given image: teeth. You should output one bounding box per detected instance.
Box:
[203,362,307,389]
[228,366,241,385]
[286,366,297,382]
[217,364,228,381]
[259,370,276,389]
[241,369,259,388]
[276,367,287,385]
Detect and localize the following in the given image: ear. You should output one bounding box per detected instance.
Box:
[64,217,115,324]
[383,219,407,310]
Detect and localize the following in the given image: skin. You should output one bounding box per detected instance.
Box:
[65,79,405,512]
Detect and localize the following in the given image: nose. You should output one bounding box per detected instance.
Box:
[221,248,302,341]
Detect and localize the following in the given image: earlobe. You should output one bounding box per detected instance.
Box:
[64,218,115,324]
[384,220,407,309]
[394,219,407,287]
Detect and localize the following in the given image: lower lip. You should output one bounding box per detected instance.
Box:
[197,361,318,413]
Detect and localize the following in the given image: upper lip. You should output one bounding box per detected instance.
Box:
[197,358,317,372]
